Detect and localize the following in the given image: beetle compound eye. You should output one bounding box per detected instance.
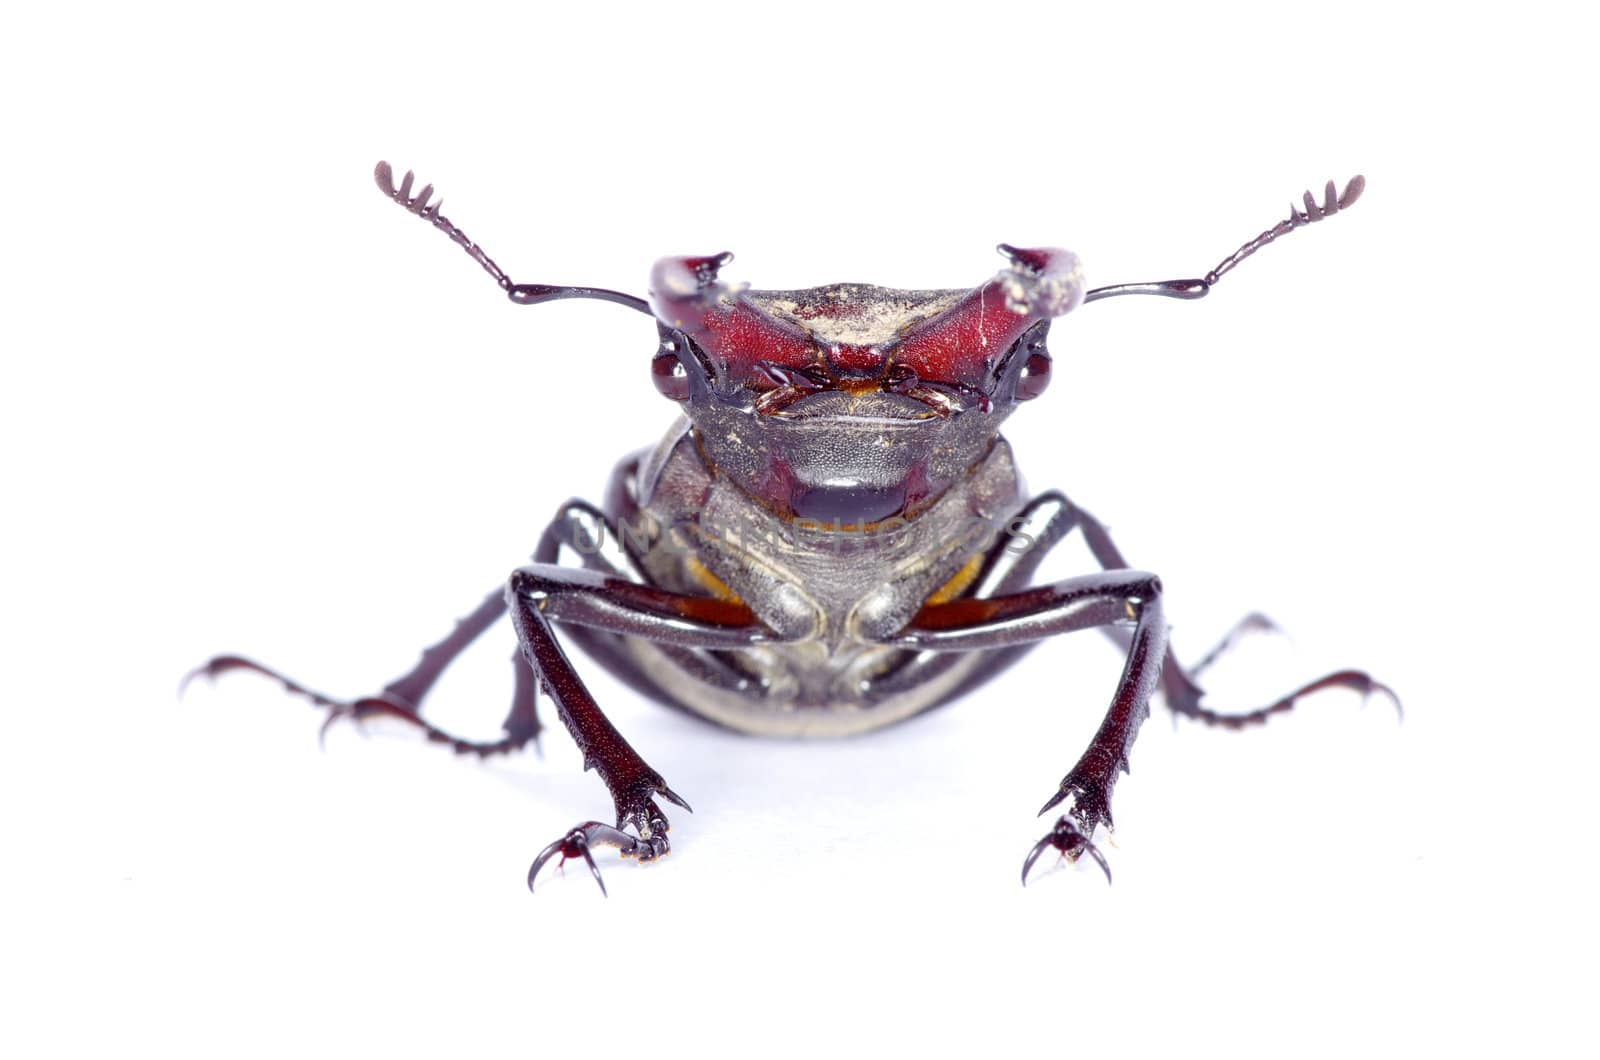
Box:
[651,351,691,401]
[1016,351,1052,400]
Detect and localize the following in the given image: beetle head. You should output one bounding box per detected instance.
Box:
[646,247,1083,526]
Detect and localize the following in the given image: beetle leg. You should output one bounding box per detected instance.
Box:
[505,563,775,893]
[1188,611,1280,677]
[184,491,658,756]
[1022,816,1112,886]
[180,597,540,759]
[1045,492,1399,724]
[178,653,534,758]
[192,482,772,891]
[526,820,670,897]
[897,568,1168,883]
[879,491,1389,726]
[960,490,1394,722]
[888,487,1392,883]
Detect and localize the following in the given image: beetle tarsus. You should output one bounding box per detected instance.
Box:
[528,822,624,897]
[182,653,542,757]
[1021,814,1112,887]
[527,818,673,896]
[1026,733,1119,890]
[609,788,684,846]
[1165,666,1401,729]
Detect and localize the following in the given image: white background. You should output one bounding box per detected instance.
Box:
[5,2,1595,1056]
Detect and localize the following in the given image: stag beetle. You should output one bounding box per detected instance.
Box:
[189,163,1393,894]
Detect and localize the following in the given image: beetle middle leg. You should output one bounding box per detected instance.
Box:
[1042,490,1398,726]
[925,490,1394,725]
[184,587,543,756]
[183,484,661,756]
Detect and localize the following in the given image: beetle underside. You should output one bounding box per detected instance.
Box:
[188,163,1390,894]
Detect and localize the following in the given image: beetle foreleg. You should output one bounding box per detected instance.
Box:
[505,564,777,895]
[888,487,1393,884]
[897,570,1168,885]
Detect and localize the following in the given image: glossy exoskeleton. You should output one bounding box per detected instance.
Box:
[189,163,1393,894]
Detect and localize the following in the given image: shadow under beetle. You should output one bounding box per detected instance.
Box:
[190,163,1395,894]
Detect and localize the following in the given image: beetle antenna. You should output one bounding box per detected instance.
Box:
[1083,175,1364,304]
[374,161,653,317]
